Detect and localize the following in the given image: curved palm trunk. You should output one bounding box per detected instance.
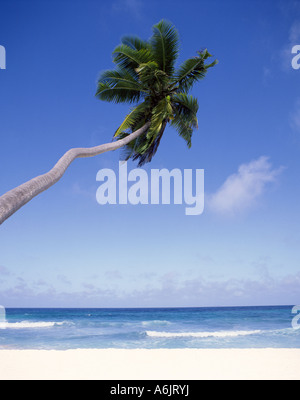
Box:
[0,122,150,226]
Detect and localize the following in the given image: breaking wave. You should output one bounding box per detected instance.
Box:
[146,330,261,338]
[0,321,66,329]
[141,320,172,327]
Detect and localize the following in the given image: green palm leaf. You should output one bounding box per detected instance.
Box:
[170,118,193,148]
[113,44,153,77]
[98,69,140,86]
[148,96,173,137]
[96,82,143,104]
[172,93,199,128]
[96,68,147,104]
[121,35,151,51]
[114,100,151,137]
[171,94,199,147]
[150,20,179,76]
[175,49,218,92]
[136,61,169,93]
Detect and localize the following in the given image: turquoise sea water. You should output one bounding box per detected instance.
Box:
[0,306,299,350]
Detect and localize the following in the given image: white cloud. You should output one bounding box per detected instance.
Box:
[0,257,297,308]
[2,270,299,307]
[208,157,283,216]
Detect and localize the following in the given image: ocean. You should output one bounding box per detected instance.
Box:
[0,306,299,350]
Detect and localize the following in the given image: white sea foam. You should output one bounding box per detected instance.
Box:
[142,320,172,327]
[146,330,261,338]
[0,321,65,329]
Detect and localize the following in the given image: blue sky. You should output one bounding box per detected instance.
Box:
[0,0,300,307]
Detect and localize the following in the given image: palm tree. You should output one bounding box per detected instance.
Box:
[0,20,217,225]
[97,20,217,166]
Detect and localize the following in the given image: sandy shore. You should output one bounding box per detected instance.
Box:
[0,349,299,380]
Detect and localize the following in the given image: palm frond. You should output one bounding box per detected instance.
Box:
[148,96,173,136]
[150,20,179,76]
[114,100,151,137]
[136,61,169,92]
[133,121,167,166]
[172,93,199,128]
[121,35,151,51]
[113,44,153,76]
[174,49,218,92]
[120,97,172,166]
[128,97,172,166]
[96,68,147,103]
[98,68,140,86]
[96,82,143,103]
[170,116,193,148]
[170,93,199,147]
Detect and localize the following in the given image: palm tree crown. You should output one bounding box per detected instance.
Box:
[96,20,217,167]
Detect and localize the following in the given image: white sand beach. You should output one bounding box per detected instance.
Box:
[0,349,299,380]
